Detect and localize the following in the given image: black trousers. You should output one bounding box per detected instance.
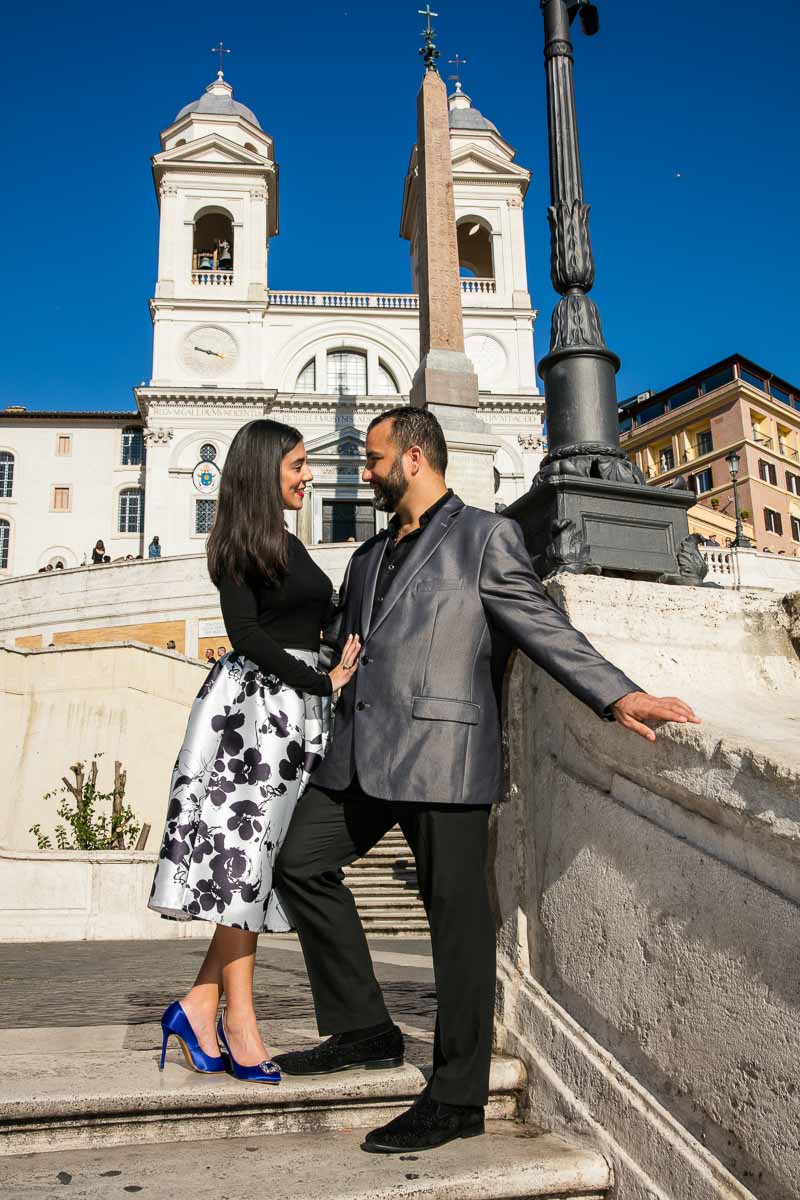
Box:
[274,779,496,1107]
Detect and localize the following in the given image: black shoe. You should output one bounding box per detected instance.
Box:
[273,1025,405,1076]
[362,1087,485,1153]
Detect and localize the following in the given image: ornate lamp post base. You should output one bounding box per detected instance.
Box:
[505,474,705,584]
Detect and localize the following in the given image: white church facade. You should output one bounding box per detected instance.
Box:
[0,71,545,578]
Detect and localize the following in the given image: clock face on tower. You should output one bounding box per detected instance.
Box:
[181,326,239,376]
[464,335,506,386]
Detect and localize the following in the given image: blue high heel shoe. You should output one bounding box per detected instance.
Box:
[159,1001,227,1073]
[216,1014,281,1084]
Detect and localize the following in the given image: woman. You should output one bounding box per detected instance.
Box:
[91,540,108,564]
[148,419,360,1083]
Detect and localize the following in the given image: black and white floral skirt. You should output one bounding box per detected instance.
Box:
[148,651,330,933]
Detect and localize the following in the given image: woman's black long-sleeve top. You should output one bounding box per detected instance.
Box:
[219,535,335,697]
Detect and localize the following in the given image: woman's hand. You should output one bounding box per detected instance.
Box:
[328,634,362,692]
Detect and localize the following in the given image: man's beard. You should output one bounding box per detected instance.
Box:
[371,460,408,512]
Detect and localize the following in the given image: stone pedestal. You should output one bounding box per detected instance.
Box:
[506,475,698,580]
[409,348,498,510]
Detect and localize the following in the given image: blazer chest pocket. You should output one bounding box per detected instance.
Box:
[412,696,480,725]
[414,578,464,594]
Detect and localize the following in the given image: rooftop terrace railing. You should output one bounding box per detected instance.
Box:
[267,280,497,310]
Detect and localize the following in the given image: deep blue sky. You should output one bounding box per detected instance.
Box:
[6,0,800,412]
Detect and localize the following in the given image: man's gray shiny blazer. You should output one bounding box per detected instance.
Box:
[313,494,639,807]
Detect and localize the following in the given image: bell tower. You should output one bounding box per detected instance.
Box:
[401,83,531,311]
[148,70,278,388]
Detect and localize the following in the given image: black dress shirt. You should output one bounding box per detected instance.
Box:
[371,489,454,617]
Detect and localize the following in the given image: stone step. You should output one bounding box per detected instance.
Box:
[346,883,423,897]
[0,1123,612,1199]
[345,831,422,933]
[345,864,417,878]
[356,841,413,858]
[360,924,430,936]
[351,895,425,910]
[0,1049,525,1157]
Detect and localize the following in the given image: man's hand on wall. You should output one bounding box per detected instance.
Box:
[611,692,701,742]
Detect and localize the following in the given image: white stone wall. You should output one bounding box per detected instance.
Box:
[0,546,355,650]
[0,642,209,850]
[0,850,213,943]
[494,575,800,1200]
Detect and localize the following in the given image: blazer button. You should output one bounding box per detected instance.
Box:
[361,655,371,665]
[356,701,370,711]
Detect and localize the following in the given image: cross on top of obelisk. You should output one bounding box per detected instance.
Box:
[211,41,231,76]
[418,6,440,73]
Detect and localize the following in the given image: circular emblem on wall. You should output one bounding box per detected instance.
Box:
[192,461,221,494]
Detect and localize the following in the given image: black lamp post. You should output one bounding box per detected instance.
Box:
[505,0,705,585]
[725,449,752,548]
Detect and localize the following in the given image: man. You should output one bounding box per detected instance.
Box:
[273,407,699,1154]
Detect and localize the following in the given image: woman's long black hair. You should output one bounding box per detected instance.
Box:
[206,418,303,587]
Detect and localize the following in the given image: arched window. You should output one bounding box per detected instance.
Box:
[244,142,258,154]
[0,519,8,569]
[295,360,316,393]
[328,351,367,396]
[374,362,400,396]
[457,218,494,279]
[200,443,217,462]
[121,426,143,466]
[118,488,144,534]
[0,451,15,498]
[193,209,234,277]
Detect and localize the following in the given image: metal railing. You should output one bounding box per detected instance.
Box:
[779,441,799,462]
[752,429,774,449]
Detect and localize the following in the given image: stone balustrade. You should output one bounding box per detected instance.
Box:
[701,545,800,590]
[267,279,497,309]
[269,290,419,310]
[459,277,497,295]
[701,547,739,585]
[191,270,234,286]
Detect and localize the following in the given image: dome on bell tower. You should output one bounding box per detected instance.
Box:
[447,83,498,134]
[174,72,262,129]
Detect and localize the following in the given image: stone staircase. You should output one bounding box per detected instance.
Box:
[0,1040,612,1199]
[346,825,429,935]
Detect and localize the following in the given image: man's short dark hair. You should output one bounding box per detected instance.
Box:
[368,406,448,475]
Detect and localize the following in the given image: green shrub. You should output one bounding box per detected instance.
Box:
[30,755,141,851]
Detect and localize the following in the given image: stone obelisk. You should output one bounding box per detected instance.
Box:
[408,8,498,511]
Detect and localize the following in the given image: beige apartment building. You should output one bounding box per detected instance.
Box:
[619,354,800,554]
